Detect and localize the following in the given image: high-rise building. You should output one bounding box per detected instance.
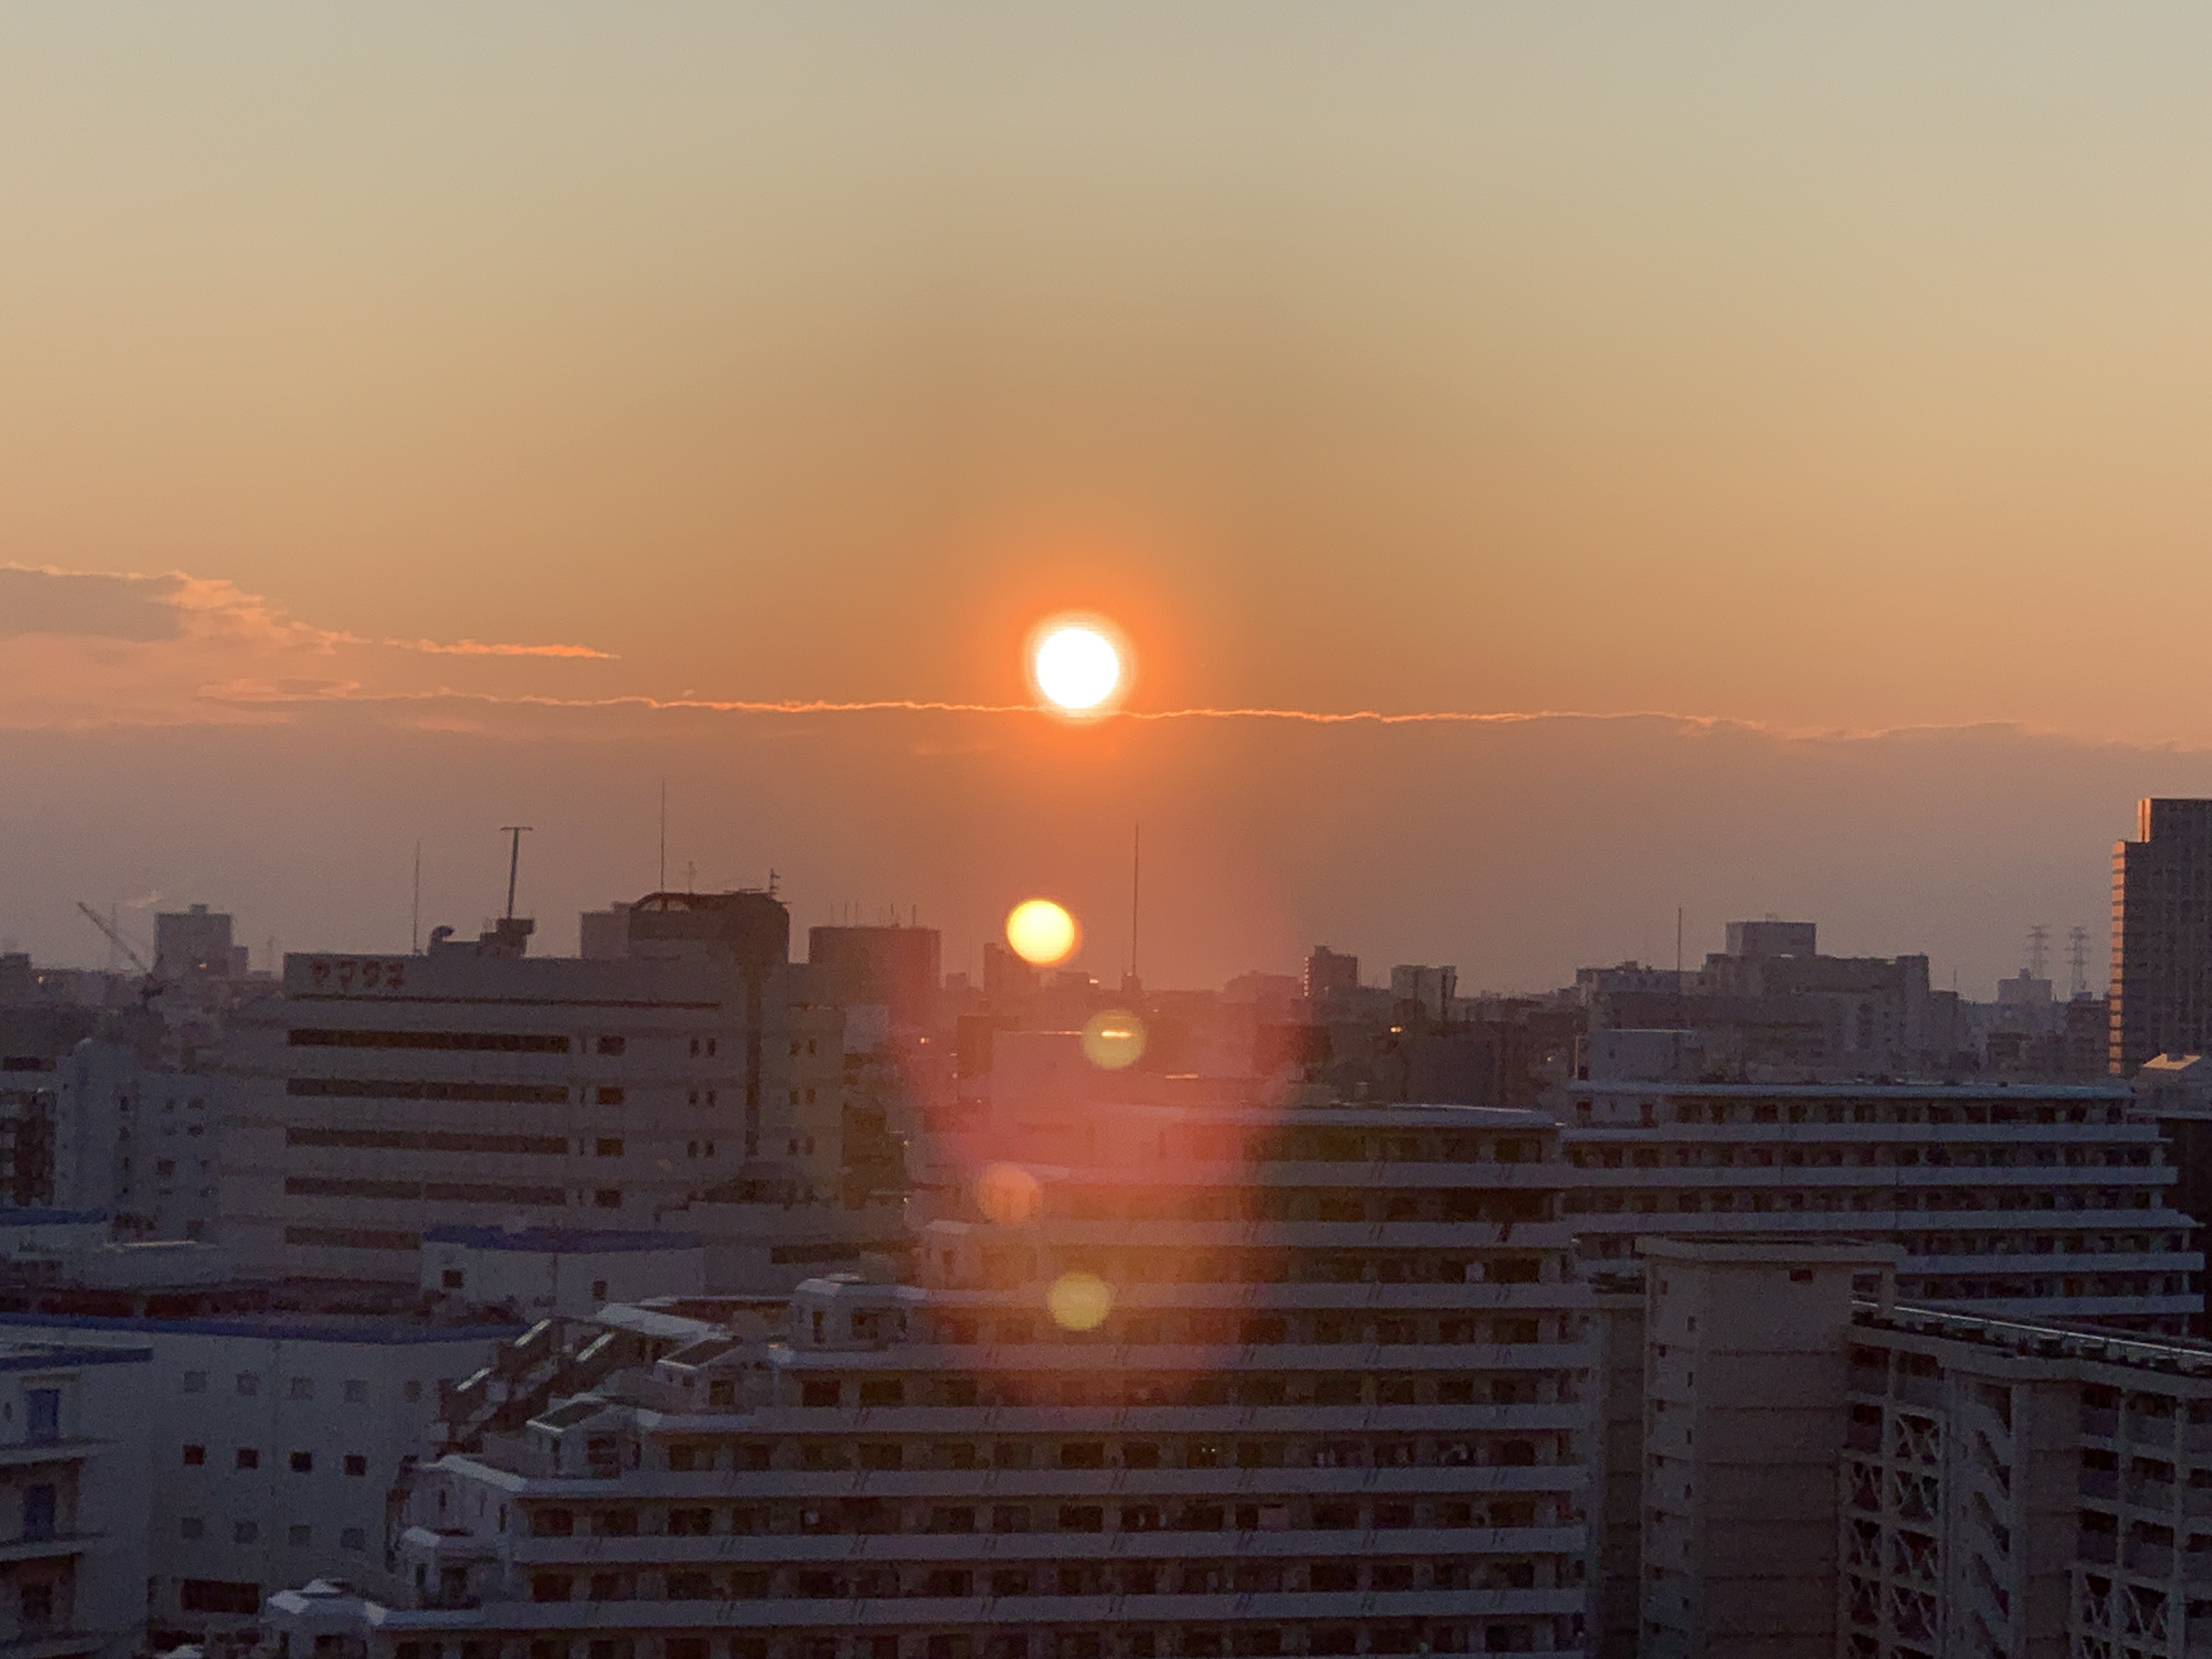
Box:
[808,926,942,1035]
[261,1085,1602,1659]
[2113,798,2212,1076]
[1557,1077,2201,1328]
[217,891,850,1286]
[1303,946,1358,1006]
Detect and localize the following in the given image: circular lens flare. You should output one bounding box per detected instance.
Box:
[1006,899,1079,967]
[1047,1271,1114,1331]
[1032,624,1122,714]
[1081,1009,1148,1071]
[975,1163,1042,1226]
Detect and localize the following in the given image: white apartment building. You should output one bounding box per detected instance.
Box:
[55,1039,221,1239]
[1558,1079,2200,1327]
[266,1091,1601,1659]
[0,1339,151,1659]
[218,893,850,1285]
[0,1308,517,1645]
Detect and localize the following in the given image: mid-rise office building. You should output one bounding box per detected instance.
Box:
[2113,797,2212,1076]
[218,892,849,1285]
[1558,1077,2200,1328]
[263,1086,1601,1659]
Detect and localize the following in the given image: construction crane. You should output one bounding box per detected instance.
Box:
[74,902,150,975]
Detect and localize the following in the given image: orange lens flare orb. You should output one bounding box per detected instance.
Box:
[975,1163,1042,1227]
[1006,899,1079,967]
[1026,614,1130,718]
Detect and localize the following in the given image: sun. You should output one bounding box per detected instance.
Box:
[1031,622,1122,715]
[1006,899,1079,966]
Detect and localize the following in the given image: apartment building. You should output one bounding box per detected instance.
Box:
[0,1339,152,1659]
[0,1306,517,1645]
[218,892,849,1284]
[264,1088,1601,1659]
[2113,798,2212,1076]
[1558,1079,2200,1328]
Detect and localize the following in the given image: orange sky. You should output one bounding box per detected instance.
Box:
[7,7,2212,987]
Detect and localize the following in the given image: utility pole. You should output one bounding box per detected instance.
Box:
[501,827,533,921]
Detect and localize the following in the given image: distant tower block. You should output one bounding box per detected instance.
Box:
[2027,923,2050,982]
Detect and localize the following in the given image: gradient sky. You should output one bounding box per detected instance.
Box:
[8,6,2212,990]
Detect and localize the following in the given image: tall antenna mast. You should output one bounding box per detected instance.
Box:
[2067,926,2091,1000]
[411,841,422,953]
[1130,823,1142,987]
[658,779,668,892]
[2027,923,2050,981]
[501,826,534,921]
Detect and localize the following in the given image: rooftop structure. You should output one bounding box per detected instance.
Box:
[1556,1077,2201,1328]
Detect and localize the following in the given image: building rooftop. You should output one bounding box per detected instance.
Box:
[1572,1077,2131,1099]
[0,1339,151,1372]
[0,1308,526,1345]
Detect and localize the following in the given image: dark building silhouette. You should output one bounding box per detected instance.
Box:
[806,924,941,1032]
[2112,798,2212,1075]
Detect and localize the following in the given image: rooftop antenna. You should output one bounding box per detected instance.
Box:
[411,841,422,953]
[2067,926,2092,1000]
[2027,924,2050,981]
[658,779,667,893]
[1130,823,1142,985]
[500,826,533,921]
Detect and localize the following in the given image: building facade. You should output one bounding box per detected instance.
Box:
[265,1094,1601,1659]
[1558,1079,2200,1328]
[217,892,849,1285]
[0,1338,152,1659]
[0,1307,515,1646]
[2113,798,2212,1077]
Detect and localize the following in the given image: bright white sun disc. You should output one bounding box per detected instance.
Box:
[1034,626,1121,713]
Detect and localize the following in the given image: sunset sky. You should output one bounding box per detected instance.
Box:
[8,5,2212,991]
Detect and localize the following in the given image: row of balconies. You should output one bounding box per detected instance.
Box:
[493,1521,1583,1564]
[690,1398,1595,1436]
[471,1462,1589,1506]
[374,1584,1588,1628]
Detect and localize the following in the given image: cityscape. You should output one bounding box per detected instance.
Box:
[13,9,2212,1659]
[0,793,2204,1656]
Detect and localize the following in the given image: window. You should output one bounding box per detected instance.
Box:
[596,1138,623,1157]
[289,1377,314,1400]
[182,1370,207,1394]
[341,1527,367,1550]
[235,1448,259,1470]
[591,1279,609,1303]
[594,1189,622,1210]
[289,1525,312,1547]
[531,1575,572,1604]
[183,1444,206,1466]
[236,1373,259,1396]
[404,1380,422,1402]
[596,1035,627,1056]
[596,1087,625,1106]
[441,1268,465,1289]
[290,1452,313,1473]
[180,1516,205,1539]
[344,1455,368,1477]
[343,1380,368,1403]
[234,1520,258,1544]
[19,1584,53,1627]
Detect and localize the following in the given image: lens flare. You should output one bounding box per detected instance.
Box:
[975,1163,1043,1226]
[1081,1009,1148,1070]
[1006,899,1079,967]
[1047,1271,1114,1331]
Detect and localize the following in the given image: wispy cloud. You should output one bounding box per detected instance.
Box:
[0,563,615,730]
